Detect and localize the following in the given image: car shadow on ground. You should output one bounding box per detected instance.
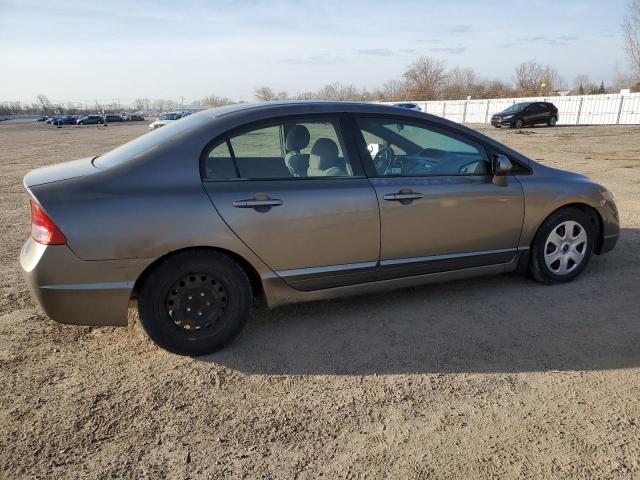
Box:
[202,228,639,375]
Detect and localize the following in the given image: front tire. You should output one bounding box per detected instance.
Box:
[513,118,524,129]
[530,208,595,284]
[138,250,252,356]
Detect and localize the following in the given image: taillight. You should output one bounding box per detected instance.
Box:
[30,200,66,245]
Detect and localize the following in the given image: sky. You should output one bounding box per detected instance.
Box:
[0,0,631,105]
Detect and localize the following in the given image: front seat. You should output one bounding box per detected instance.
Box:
[285,125,310,176]
[307,138,346,177]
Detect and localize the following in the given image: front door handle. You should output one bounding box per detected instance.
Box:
[232,198,283,208]
[383,192,423,201]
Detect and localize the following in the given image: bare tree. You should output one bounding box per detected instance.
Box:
[35,94,51,114]
[152,99,166,113]
[375,79,409,101]
[541,65,565,94]
[623,0,640,79]
[513,61,545,96]
[403,57,446,100]
[513,62,564,96]
[201,95,233,107]
[133,98,150,111]
[443,67,477,99]
[254,86,278,101]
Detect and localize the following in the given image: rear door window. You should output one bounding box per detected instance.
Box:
[203,117,355,179]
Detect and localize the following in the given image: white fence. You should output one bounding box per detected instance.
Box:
[386,93,640,125]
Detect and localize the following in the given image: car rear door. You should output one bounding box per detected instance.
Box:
[202,115,380,291]
[350,115,525,280]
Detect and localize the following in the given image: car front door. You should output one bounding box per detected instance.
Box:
[351,115,525,280]
[202,115,380,291]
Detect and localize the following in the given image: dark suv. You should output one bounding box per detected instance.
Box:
[491,102,558,128]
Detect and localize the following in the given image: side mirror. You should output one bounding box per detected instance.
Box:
[492,154,512,176]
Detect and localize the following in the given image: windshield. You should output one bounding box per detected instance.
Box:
[93,113,207,169]
[159,113,181,121]
[503,103,529,114]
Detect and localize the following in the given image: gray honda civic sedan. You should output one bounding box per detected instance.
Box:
[21,101,619,355]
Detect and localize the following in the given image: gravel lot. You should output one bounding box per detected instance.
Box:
[1,120,639,479]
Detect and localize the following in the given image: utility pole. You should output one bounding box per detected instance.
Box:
[181,96,184,108]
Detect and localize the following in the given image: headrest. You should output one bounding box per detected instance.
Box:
[285,125,310,152]
[309,138,339,170]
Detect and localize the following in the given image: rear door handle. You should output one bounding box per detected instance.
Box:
[383,192,423,201]
[232,198,283,208]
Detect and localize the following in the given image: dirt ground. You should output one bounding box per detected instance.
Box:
[1,120,639,479]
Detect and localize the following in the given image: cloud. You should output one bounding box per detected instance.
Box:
[356,48,394,57]
[399,48,417,54]
[516,36,546,42]
[547,35,578,47]
[499,43,515,48]
[449,24,472,33]
[429,46,467,54]
[279,54,343,65]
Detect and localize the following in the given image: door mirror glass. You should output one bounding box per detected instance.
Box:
[492,154,512,175]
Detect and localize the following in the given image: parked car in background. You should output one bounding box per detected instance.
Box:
[35,116,47,122]
[103,114,123,123]
[128,114,145,121]
[77,115,104,125]
[51,116,76,126]
[149,112,182,129]
[45,117,55,124]
[491,102,558,128]
[20,101,619,356]
[393,102,422,112]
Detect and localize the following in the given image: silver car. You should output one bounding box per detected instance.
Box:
[20,101,620,355]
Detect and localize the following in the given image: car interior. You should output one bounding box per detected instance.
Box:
[204,120,354,179]
[356,118,490,176]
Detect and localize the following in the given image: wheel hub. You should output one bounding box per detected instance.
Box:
[543,220,587,276]
[165,273,228,332]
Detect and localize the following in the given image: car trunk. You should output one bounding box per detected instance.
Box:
[23,157,99,188]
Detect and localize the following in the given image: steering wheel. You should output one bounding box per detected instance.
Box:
[373,146,395,174]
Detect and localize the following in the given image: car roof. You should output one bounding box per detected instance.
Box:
[197,100,432,120]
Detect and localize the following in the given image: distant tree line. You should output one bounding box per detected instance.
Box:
[248,57,639,104]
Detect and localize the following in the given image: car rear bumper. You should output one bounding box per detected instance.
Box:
[21,238,151,326]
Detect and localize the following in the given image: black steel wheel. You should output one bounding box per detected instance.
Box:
[138,250,252,356]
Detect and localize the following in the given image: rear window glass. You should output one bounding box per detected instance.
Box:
[93,114,206,169]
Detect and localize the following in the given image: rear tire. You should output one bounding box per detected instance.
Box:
[138,250,252,356]
[530,208,595,284]
[548,116,557,126]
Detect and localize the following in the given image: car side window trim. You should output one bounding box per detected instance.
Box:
[226,139,241,178]
[199,113,366,181]
[347,114,493,178]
